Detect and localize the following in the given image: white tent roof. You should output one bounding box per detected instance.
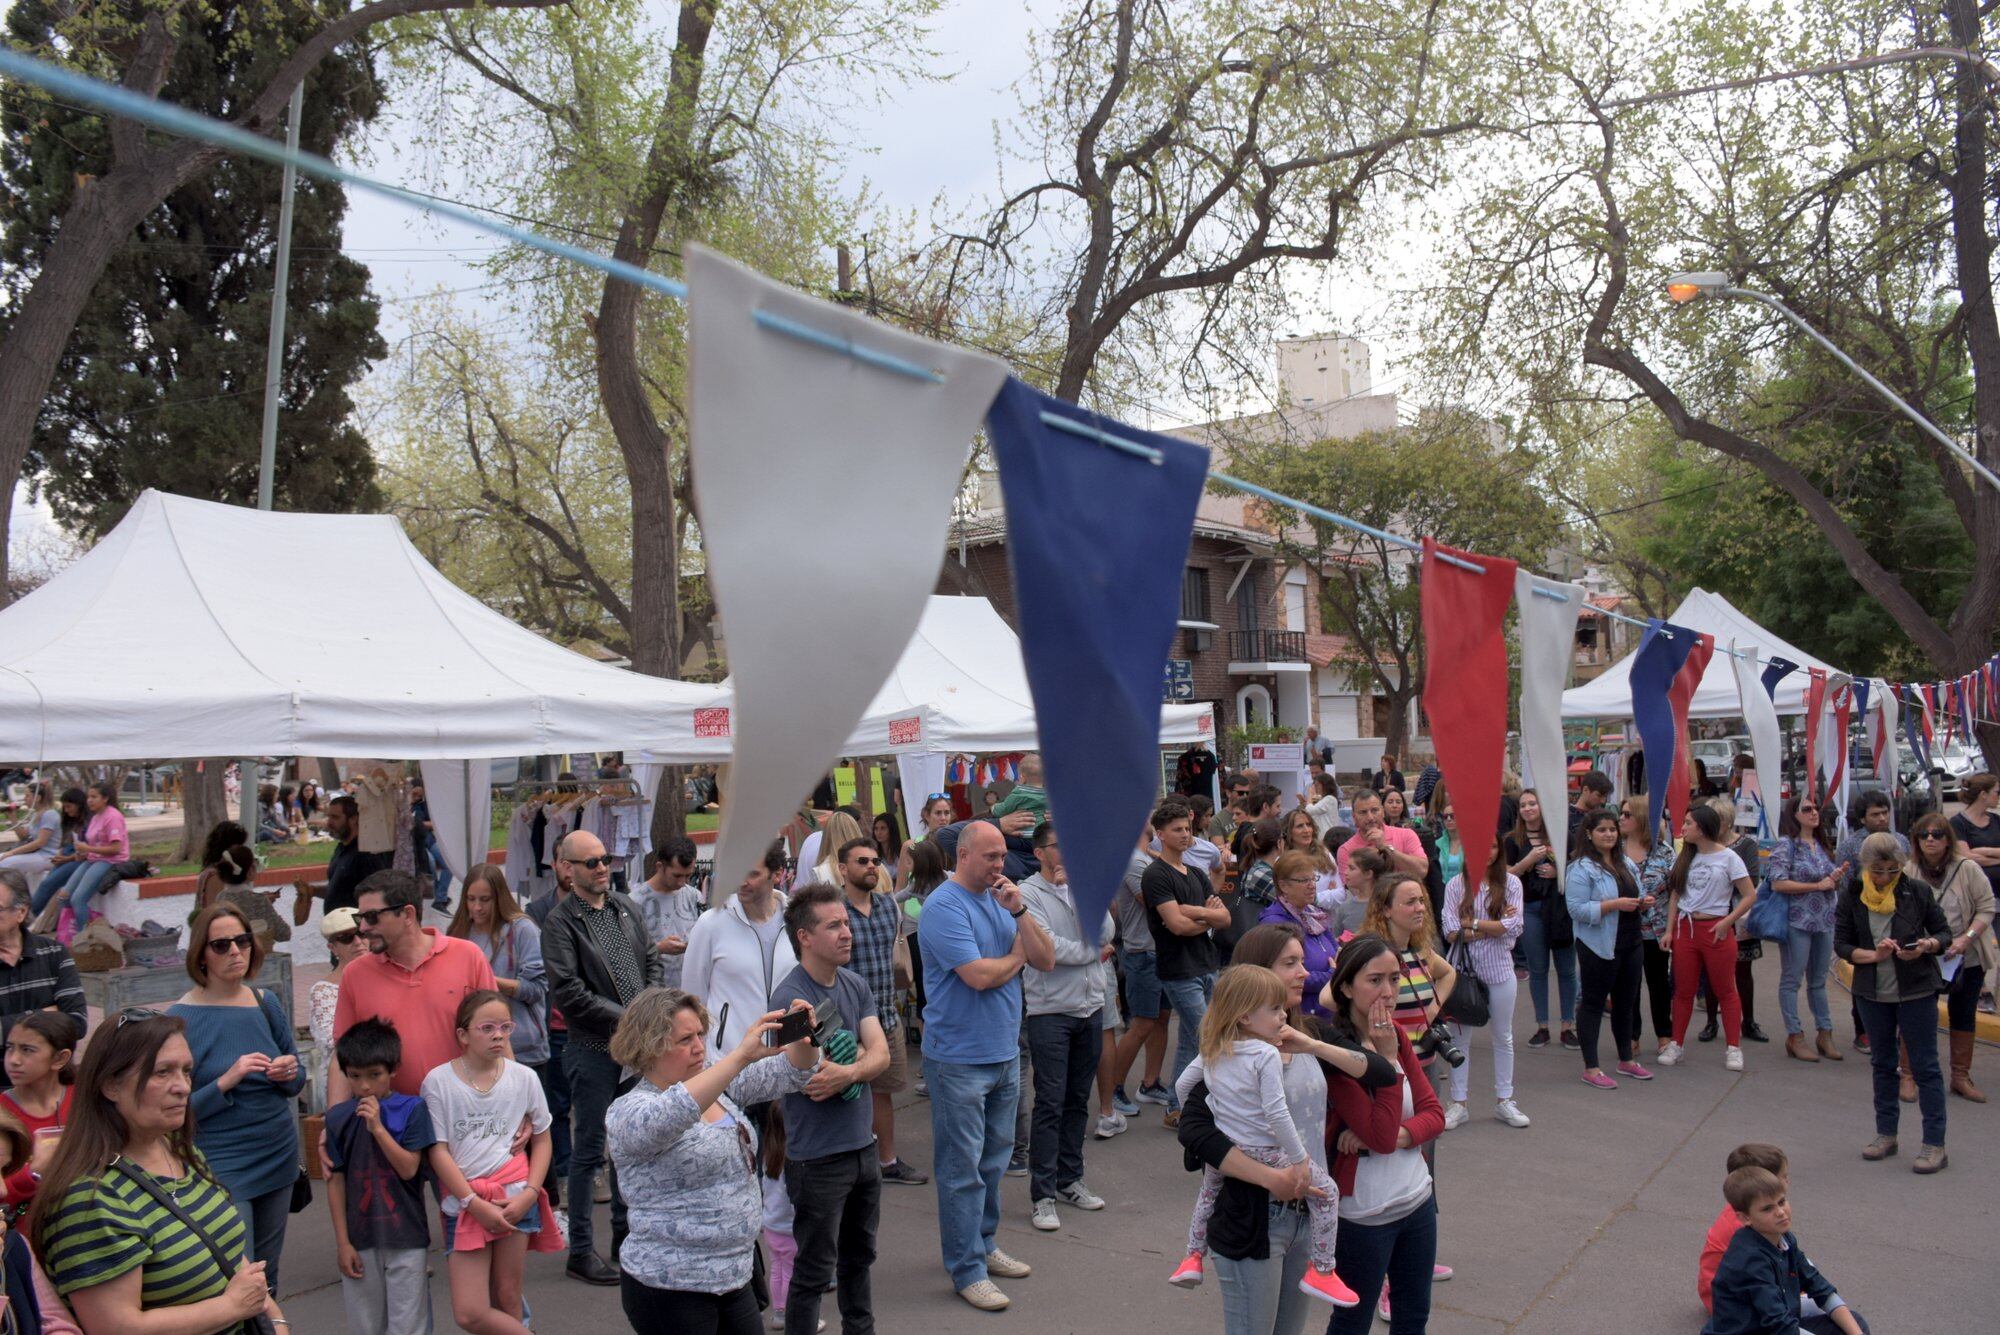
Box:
[0,490,734,762]
[1559,587,1841,720]
[840,596,1215,754]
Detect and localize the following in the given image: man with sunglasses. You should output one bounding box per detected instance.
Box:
[542,828,664,1285]
[837,837,928,1188]
[330,870,495,1106]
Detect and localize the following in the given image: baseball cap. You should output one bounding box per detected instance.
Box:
[319,907,360,938]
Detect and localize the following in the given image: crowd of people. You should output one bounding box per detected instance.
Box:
[0,748,1989,1335]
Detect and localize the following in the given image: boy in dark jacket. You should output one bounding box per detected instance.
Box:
[1704,1167,1868,1335]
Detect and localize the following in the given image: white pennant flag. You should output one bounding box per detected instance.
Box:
[1728,640,1782,838]
[686,243,1009,902]
[1513,572,1583,885]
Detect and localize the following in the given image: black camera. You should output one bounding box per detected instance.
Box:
[1413,1022,1465,1069]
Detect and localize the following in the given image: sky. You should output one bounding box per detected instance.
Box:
[11,0,1413,565]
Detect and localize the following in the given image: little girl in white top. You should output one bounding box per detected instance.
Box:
[1169,964,1357,1307]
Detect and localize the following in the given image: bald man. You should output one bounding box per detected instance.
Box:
[542,828,663,1284]
[917,821,1054,1312]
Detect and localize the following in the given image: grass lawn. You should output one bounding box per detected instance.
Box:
[137,806,720,877]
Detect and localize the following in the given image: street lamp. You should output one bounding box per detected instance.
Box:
[1664,271,2000,492]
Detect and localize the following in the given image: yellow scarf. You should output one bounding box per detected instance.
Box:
[1859,869,1899,916]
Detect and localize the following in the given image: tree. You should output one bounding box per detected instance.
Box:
[1420,0,2000,763]
[1227,410,1559,752]
[0,0,573,599]
[387,0,940,842]
[8,4,385,537]
[951,0,1508,409]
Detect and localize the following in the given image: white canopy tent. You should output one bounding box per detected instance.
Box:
[1559,588,1840,720]
[828,595,1216,821]
[0,490,734,878]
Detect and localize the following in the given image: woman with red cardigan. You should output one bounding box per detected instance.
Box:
[1323,935,1445,1333]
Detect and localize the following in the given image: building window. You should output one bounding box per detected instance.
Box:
[1236,576,1260,638]
[1181,567,1210,623]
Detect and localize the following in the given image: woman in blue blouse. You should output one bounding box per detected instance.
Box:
[168,904,307,1295]
[1766,795,1846,1064]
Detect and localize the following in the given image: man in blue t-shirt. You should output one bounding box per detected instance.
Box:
[770,882,889,1335]
[916,821,1054,1313]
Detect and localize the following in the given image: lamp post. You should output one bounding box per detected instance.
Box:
[1664,271,2000,493]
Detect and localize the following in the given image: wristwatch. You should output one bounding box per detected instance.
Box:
[1009,906,1026,919]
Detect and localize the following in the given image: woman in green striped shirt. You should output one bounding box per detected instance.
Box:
[29,1012,280,1334]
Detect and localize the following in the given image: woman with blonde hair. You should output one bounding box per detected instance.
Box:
[1904,813,1995,1102]
[1283,808,1337,896]
[808,810,866,888]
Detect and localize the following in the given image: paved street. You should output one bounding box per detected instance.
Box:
[267,965,1991,1333]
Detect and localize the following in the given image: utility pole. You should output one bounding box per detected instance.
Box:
[244,81,304,841]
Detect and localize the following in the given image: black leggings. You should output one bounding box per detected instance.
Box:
[621,1274,761,1335]
[1576,941,1643,1069]
[1641,938,1673,1040]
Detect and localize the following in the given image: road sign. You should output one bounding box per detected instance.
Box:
[1163,659,1195,702]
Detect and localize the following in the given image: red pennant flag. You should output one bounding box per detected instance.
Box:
[1419,538,1518,871]
[1665,630,1716,835]
[1803,669,1829,800]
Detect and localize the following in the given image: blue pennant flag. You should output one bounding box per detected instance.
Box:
[1631,619,1697,839]
[1760,656,1799,703]
[985,379,1209,945]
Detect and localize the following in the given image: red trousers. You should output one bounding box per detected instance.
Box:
[1671,917,1742,1045]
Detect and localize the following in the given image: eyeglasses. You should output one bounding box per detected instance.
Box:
[205,934,255,956]
[1918,830,1950,841]
[470,1021,515,1038]
[327,931,359,947]
[1279,875,1316,886]
[354,905,410,926]
[564,856,611,871]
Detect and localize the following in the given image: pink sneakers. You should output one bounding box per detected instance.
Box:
[1581,1070,1619,1090]
[1168,1254,1204,1288]
[1298,1266,1359,1307]
[1617,1060,1655,1081]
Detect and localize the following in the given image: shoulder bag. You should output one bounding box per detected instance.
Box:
[1439,938,1491,1027]
[109,1159,276,1335]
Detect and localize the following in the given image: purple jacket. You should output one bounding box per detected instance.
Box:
[1258,898,1338,1019]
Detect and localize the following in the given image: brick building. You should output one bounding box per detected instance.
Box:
[937,335,1421,756]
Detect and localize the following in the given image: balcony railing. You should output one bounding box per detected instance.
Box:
[1228,630,1306,662]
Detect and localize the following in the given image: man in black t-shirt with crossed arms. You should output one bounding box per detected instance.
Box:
[1140,798,1229,1128]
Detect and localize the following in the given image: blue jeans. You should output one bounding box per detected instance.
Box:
[423,833,454,902]
[1330,1192,1437,1335]
[926,1057,1018,1289]
[1213,1202,1312,1335]
[233,1182,292,1297]
[1520,906,1576,1027]
[1119,946,1162,1019]
[29,859,78,913]
[563,1039,629,1257]
[1778,928,1834,1035]
[1160,973,1214,1111]
[1857,996,1946,1146]
[34,860,117,920]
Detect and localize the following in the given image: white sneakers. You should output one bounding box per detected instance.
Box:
[1056,1182,1105,1210]
[1031,1199,1061,1232]
[1094,1112,1128,1139]
[957,1280,1010,1312]
[985,1249,1032,1279]
[1725,1045,1745,1071]
[1494,1099,1530,1128]
[1657,1041,1685,1067]
[1442,1101,1470,1131]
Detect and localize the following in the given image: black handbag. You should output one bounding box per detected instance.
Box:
[1439,940,1491,1027]
[110,1159,277,1335]
[1543,880,1575,948]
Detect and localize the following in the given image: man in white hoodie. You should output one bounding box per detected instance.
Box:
[681,838,797,1054]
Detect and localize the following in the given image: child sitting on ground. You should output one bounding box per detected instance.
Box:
[325,1018,438,1335]
[1167,965,1357,1307]
[1699,1142,1789,1314]
[1703,1166,1868,1335]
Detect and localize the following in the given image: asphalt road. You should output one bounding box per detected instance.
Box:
[266,964,1991,1333]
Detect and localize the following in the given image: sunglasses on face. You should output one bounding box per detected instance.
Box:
[327,931,359,947]
[205,933,255,956]
[354,906,408,927]
[1918,830,1950,841]
[564,856,611,871]
[850,856,881,867]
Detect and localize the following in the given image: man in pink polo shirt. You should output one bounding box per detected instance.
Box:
[329,869,495,1101]
[1336,788,1430,885]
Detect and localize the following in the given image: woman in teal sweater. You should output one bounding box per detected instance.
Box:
[168,904,306,1294]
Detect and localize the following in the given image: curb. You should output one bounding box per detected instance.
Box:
[1831,959,2000,1046]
